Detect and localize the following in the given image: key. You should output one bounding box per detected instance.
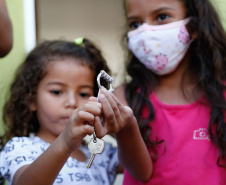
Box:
[87,137,105,168]
[86,70,113,168]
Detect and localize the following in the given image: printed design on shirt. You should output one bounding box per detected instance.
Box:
[0,167,6,181]
[1,137,119,185]
[193,128,210,140]
[55,172,105,184]
[3,169,11,182]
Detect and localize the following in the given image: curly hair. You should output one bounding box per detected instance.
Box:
[123,0,226,167]
[0,39,110,150]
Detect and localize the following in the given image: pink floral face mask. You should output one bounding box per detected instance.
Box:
[127,18,193,75]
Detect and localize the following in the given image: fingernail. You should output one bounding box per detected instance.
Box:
[99,94,105,99]
[100,87,107,93]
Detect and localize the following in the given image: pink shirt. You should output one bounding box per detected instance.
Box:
[123,92,226,185]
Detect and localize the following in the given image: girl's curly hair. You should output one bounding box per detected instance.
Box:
[123,0,226,167]
[0,39,110,150]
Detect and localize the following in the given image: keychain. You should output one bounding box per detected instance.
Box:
[87,70,114,168]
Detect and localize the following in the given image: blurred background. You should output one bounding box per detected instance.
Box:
[36,0,126,85]
[0,0,226,184]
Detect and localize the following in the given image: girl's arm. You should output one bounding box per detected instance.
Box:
[13,135,72,185]
[115,115,153,182]
[95,86,153,182]
[12,101,101,185]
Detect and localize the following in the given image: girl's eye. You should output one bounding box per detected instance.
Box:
[79,92,91,98]
[157,14,169,22]
[50,90,62,95]
[129,21,142,30]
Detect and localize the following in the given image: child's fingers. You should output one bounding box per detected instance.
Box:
[102,88,133,123]
[101,89,122,118]
[110,94,134,131]
[98,89,125,133]
[94,116,108,138]
[111,94,134,123]
[101,88,126,121]
[78,111,95,124]
[62,124,94,151]
[98,93,117,125]
[88,96,98,102]
[62,100,103,151]
[83,101,102,113]
[69,103,102,128]
[72,124,95,137]
[98,88,134,134]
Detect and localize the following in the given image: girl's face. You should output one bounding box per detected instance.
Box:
[31,59,94,143]
[125,0,186,30]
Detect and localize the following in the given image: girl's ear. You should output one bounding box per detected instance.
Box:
[190,31,198,39]
[29,102,36,111]
[186,24,198,40]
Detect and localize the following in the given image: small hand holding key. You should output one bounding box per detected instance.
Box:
[87,70,114,168]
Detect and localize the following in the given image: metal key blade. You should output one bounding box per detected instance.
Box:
[87,154,96,168]
[87,138,105,168]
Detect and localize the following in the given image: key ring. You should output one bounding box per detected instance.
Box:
[97,70,114,93]
[97,70,114,102]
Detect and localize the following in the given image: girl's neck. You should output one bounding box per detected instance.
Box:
[36,130,57,144]
[154,56,201,105]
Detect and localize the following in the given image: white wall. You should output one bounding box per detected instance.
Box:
[23,0,36,53]
[36,0,126,87]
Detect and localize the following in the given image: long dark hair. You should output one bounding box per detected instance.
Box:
[0,39,110,150]
[124,0,226,166]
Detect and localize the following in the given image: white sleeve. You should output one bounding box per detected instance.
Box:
[0,137,41,185]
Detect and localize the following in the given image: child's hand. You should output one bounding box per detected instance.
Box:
[92,88,135,138]
[60,101,102,152]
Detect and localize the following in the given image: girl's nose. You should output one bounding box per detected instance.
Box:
[145,19,154,26]
[65,94,77,109]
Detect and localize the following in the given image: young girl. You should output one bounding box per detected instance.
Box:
[114,0,226,184]
[0,38,152,185]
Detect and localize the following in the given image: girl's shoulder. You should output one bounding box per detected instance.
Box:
[4,136,44,145]
[0,137,47,184]
[3,136,34,147]
[1,136,49,154]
